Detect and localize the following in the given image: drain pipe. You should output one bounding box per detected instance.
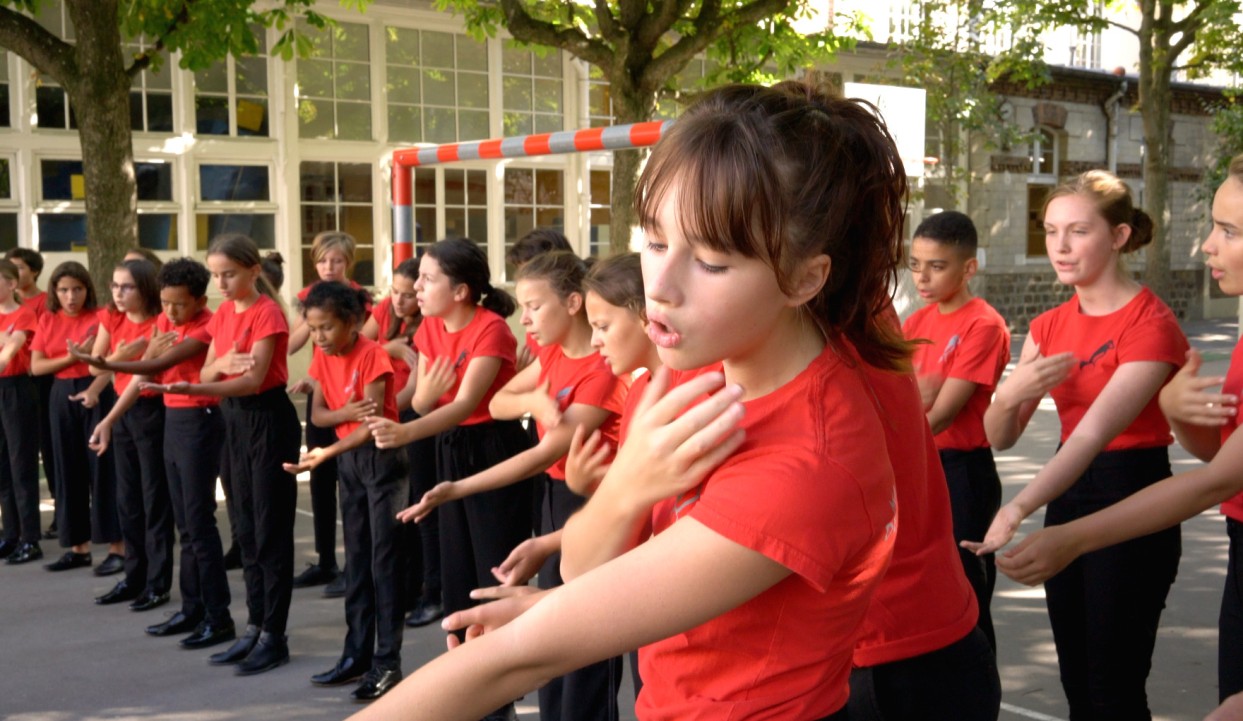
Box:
[1102,71,1127,173]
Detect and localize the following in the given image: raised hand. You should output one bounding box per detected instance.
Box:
[565,425,611,496]
[961,502,1025,556]
[995,342,1076,409]
[413,356,455,413]
[1159,349,1236,427]
[996,525,1079,586]
[396,481,457,524]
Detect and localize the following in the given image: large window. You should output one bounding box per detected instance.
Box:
[502,46,562,136]
[412,167,436,258]
[443,168,488,245]
[385,28,489,144]
[33,4,74,130]
[196,27,270,136]
[0,53,11,128]
[297,20,371,140]
[125,39,174,132]
[1026,127,1060,257]
[37,158,177,251]
[196,163,275,250]
[504,167,563,280]
[299,161,374,286]
[0,158,16,251]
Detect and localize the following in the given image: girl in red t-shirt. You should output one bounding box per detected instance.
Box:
[32,262,122,573]
[145,233,300,676]
[86,259,174,611]
[361,258,442,628]
[969,170,1188,718]
[352,81,912,721]
[0,258,43,563]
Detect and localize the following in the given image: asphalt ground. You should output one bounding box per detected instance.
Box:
[0,317,1238,721]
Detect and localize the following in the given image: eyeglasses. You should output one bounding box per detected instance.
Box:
[110,283,137,293]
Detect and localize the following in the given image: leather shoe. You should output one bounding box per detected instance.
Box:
[322,573,347,598]
[181,618,236,649]
[0,539,17,559]
[6,542,42,565]
[222,545,242,570]
[235,632,289,676]
[46,551,91,572]
[482,704,519,721]
[311,656,367,686]
[292,562,339,588]
[42,523,57,540]
[146,610,202,636]
[130,590,171,612]
[405,598,444,628]
[93,552,124,576]
[95,580,139,605]
[209,624,260,665]
[351,667,402,702]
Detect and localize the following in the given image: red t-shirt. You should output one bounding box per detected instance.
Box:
[32,310,98,379]
[534,345,625,480]
[297,280,372,308]
[370,295,417,392]
[413,307,517,427]
[619,369,652,443]
[157,310,217,409]
[851,349,980,667]
[308,334,398,440]
[637,345,896,721]
[1029,288,1187,451]
[0,304,38,378]
[904,297,1011,451]
[21,292,48,324]
[106,311,160,397]
[206,294,290,394]
[1218,340,1243,521]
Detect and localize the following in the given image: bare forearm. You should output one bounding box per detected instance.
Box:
[1009,435,1103,517]
[984,398,1027,451]
[1169,418,1222,463]
[488,390,534,421]
[560,479,649,581]
[184,376,261,398]
[456,443,564,498]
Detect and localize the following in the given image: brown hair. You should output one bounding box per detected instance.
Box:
[425,238,517,318]
[1230,153,1243,183]
[387,257,423,342]
[124,247,163,272]
[47,261,98,313]
[635,81,912,372]
[1042,170,1153,253]
[583,253,644,322]
[506,228,573,268]
[0,258,17,304]
[310,231,357,271]
[515,251,588,302]
[118,259,162,317]
[206,233,280,302]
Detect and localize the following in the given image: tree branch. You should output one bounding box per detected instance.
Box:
[499,0,613,68]
[1103,17,1140,37]
[126,0,194,78]
[0,6,76,82]
[617,0,645,33]
[649,0,792,84]
[1170,0,1210,34]
[635,0,693,51]
[592,0,621,43]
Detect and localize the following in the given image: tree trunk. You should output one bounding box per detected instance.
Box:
[64,1,136,296]
[607,80,659,255]
[1136,5,1172,304]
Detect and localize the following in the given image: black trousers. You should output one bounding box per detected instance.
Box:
[34,373,56,501]
[537,479,623,721]
[0,376,41,543]
[222,387,300,636]
[1044,445,1180,721]
[938,447,1002,651]
[165,406,230,622]
[847,627,1000,721]
[436,420,534,633]
[114,396,173,594]
[400,409,440,606]
[339,442,408,669]
[50,377,118,547]
[1219,519,1243,701]
[304,394,339,570]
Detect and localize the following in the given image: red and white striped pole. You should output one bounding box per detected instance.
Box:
[390,120,672,267]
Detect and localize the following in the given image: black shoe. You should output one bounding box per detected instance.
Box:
[235,632,289,676]
[222,545,242,571]
[482,703,518,721]
[6,542,43,565]
[46,551,92,572]
[95,580,139,605]
[351,667,402,702]
[0,539,17,559]
[209,624,260,665]
[42,523,57,541]
[322,573,347,598]
[405,598,444,628]
[146,610,202,637]
[311,656,367,686]
[93,553,124,577]
[130,590,171,612]
[292,562,339,588]
[181,618,236,649]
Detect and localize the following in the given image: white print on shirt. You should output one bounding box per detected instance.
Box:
[938,334,961,365]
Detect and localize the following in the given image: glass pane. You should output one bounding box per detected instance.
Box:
[534,113,562,134]
[297,59,334,99]
[422,32,453,67]
[236,97,268,136]
[336,61,370,101]
[36,86,67,129]
[424,107,456,144]
[456,36,487,72]
[300,247,317,289]
[387,65,420,105]
[505,169,533,205]
[236,56,268,96]
[196,96,230,135]
[334,22,369,63]
[423,69,454,106]
[300,161,336,202]
[342,205,374,244]
[130,91,146,131]
[199,165,270,201]
[386,26,419,66]
[0,158,10,198]
[503,76,531,112]
[590,169,610,203]
[503,111,531,137]
[146,93,173,132]
[387,105,421,143]
[444,169,465,205]
[196,62,228,94]
[414,206,436,248]
[445,207,466,238]
[38,214,88,252]
[502,45,529,74]
[339,163,372,203]
[466,170,486,204]
[0,85,9,128]
[41,159,85,201]
[297,17,330,57]
[135,162,173,201]
[536,207,563,228]
[536,170,562,205]
[467,208,487,246]
[301,205,335,246]
[336,102,371,141]
[352,245,375,286]
[146,60,171,90]
[197,213,275,250]
[534,50,560,77]
[414,168,436,208]
[0,213,15,251]
[458,72,487,108]
[250,23,268,54]
[459,110,489,141]
[534,79,561,113]
[137,213,177,250]
[298,98,333,138]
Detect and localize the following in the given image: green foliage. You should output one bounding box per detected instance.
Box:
[1203,90,1243,198]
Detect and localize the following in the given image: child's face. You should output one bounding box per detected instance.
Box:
[316,249,350,283]
[391,274,418,318]
[10,258,36,290]
[517,278,576,348]
[1203,176,1243,296]
[1043,193,1127,288]
[306,306,355,356]
[160,285,205,326]
[207,254,259,302]
[413,255,460,318]
[111,268,141,313]
[55,276,87,316]
[0,272,17,299]
[585,291,649,376]
[908,236,974,306]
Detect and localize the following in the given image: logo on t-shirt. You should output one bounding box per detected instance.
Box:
[556,386,572,408]
[938,334,961,365]
[1080,340,1116,369]
[343,369,361,399]
[453,350,468,370]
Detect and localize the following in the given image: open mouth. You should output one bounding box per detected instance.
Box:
[646,315,682,349]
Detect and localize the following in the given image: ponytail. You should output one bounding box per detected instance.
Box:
[480,282,517,318]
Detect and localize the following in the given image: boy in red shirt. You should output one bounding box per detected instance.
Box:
[902,210,1010,648]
